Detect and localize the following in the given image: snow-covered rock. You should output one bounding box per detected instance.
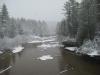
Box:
[12,46,24,53]
[65,47,77,51]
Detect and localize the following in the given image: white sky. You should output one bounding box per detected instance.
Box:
[1,0,81,22]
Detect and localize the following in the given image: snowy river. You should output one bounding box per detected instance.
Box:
[0,36,100,75]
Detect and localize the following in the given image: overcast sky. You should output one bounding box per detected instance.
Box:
[1,0,81,22]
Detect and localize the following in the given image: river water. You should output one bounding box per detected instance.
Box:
[0,37,100,75]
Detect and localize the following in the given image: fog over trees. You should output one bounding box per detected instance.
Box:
[0,4,49,49]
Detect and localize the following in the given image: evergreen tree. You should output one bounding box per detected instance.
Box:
[76,0,97,44]
[57,0,79,38]
[0,4,9,38]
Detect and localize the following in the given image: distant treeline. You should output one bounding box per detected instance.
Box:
[0,4,49,39]
[57,0,100,45]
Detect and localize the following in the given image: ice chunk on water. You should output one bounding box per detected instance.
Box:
[12,46,24,53]
[37,55,53,60]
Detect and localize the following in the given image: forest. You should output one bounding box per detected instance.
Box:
[0,4,49,50]
[56,0,100,55]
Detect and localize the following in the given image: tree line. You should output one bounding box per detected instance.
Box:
[0,4,48,39]
[57,0,99,45]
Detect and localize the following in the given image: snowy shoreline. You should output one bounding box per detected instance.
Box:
[0,45,24,54]
[64,47,100,58]
[12,46,24,53]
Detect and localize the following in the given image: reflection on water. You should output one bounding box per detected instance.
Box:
[0,43,100,75]
[0,51,12,75]
[59,48,100,75]
[0,50,23,75]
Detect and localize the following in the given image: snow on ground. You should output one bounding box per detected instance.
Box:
[33,36,41,39]
[28,40,42,44]
[36,36,63,49]
[88,51,99,57]
[42,39,55,43]
[65,47,77,51]
[77,40,100,57]
[37,55,53,60]
[42,36,56,42]
[12,46,24,53]
[28,36,57,44]
[28,39,55,44]
[38,43,61,49]
[0,66,12,74]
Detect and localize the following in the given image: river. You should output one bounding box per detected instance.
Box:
[0,36,100,75]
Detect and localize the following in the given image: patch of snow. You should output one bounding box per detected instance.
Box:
[33,36,41,39]
[38,43,61,49]
[28,40,42,44]
[42,39,55,43]
[12,46,24,53]
[77,40,100,56]
[88,51,99,57]
[28,36,56,43]
[37,55,53,60]
[65,47,77,51]
[41,36,56,43]
[0,66,12,74]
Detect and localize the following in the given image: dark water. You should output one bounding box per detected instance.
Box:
[0,43,100,75]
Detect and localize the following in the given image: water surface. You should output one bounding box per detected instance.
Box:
[0,42,100,75]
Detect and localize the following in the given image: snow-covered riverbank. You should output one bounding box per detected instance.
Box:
[12,46,24,53]
[64,40,100,58]
[0,36,57,54]
[28,36,56,44]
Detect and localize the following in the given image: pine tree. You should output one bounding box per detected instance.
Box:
[0,4,9,38]
[57,0,79,38]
